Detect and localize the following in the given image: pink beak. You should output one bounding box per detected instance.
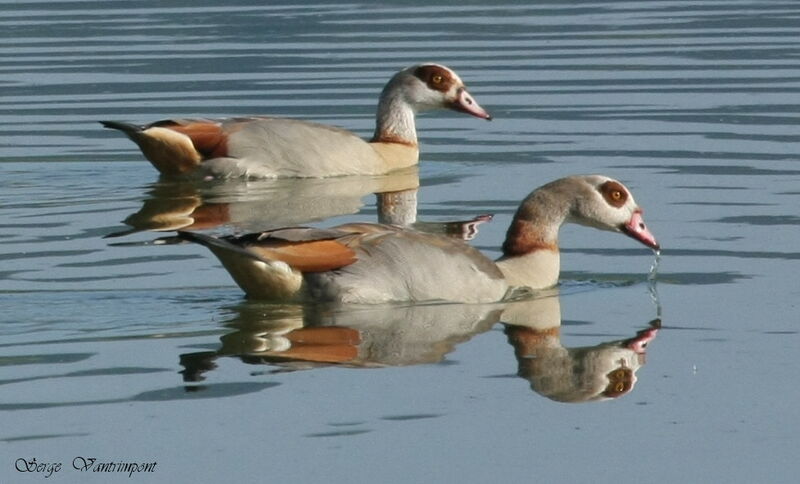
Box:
[622,210,660,250]
[452,87,492,120]
[626,327,659,354]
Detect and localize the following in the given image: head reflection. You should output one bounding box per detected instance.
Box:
[502,295,660,403]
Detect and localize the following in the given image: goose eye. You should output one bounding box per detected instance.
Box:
[599,180,629,208]
[432,74,443,84]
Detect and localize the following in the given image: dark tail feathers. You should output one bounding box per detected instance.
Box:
[177,231,267,262]
[100,120,143,134]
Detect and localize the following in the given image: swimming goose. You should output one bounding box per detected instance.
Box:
[101,63,491,178]
[178,175,660,303]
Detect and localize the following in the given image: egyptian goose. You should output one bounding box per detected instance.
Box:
[177,175,659,303]
[101,64,491,178]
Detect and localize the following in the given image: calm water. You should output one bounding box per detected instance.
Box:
[2,1,799,482]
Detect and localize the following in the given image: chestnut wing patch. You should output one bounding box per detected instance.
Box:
[246,239,358,273]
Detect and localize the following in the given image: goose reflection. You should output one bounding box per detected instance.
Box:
[180,293,660,404]
[179,302,502,381]
[108,168,419,236]
[502,295,660,403]
[107,167,490,240]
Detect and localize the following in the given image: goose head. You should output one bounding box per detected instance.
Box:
[379,63,492,120]
[498,175,659,290]
[566,175,660,250]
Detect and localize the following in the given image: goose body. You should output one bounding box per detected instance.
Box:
[101,64,490,178]
[178,175,660,304]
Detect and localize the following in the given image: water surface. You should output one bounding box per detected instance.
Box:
[2,1,799,483]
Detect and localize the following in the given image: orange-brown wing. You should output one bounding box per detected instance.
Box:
[246,239,358,273]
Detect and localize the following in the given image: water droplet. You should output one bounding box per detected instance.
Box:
[648,250,662,318]
[648,249,661,283]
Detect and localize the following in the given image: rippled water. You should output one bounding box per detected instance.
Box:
[2,1,799,483]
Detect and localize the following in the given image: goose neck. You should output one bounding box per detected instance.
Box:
[372,92,418,145]
[496,189,572,289]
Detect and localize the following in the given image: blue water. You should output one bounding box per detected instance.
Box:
[2,1,799,483]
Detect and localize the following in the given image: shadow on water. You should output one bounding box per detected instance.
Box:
[0,352,94,367]
[562,268,750,286]
[568,246,800,262]
[0,382,280,412]
[0,366,169,387]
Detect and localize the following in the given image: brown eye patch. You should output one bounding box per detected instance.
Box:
[413,65,456,93]
[599,180,629,208]
[602,367,634,397]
